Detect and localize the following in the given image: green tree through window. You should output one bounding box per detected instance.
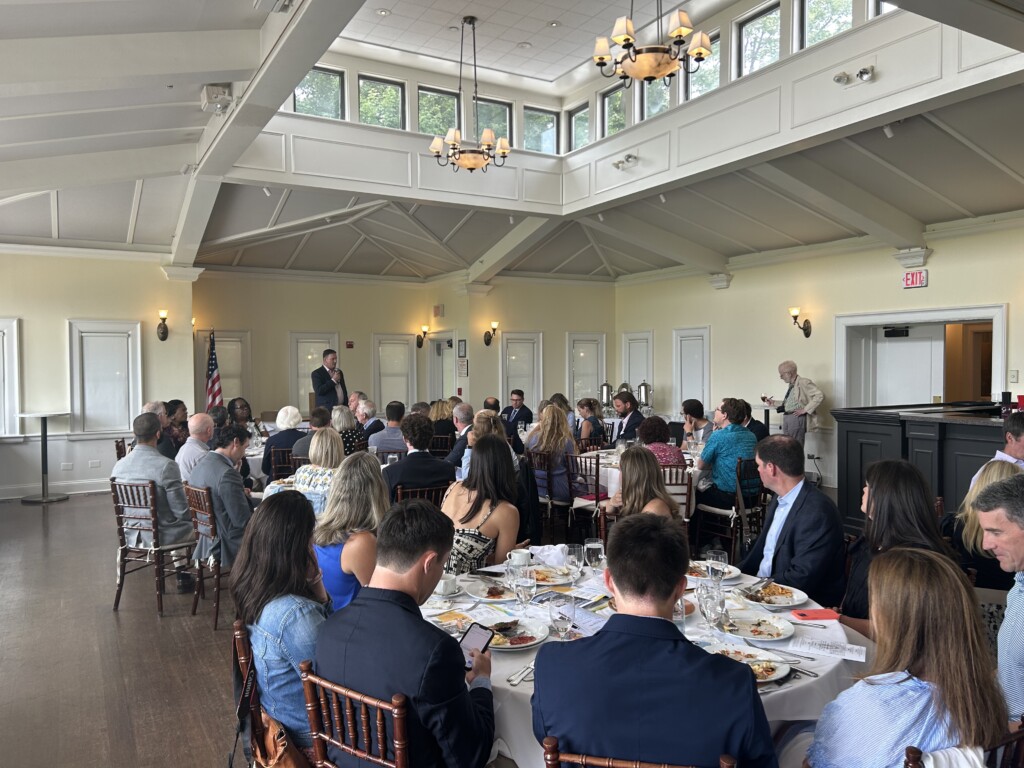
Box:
[571,106,590,150]
[359,76,404,129]
[524,108,558,153]
[805,0,852,47]
[475,99,511,143]
[740,6,781,76]
[418,88,458,137]
[603,87,626,136]
[643,78,670,120]
[687,38,720,99]
[294,68,343,120]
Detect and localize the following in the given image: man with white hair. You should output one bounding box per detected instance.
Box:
[765,360,823,447]
[445,402,475,466]
[135,401,177,459]
[260,405,306,481]
[357,398,384,439]
[176,412,214,482]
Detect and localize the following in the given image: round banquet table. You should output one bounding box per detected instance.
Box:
[422,570,870,767]
[244,444,267,486]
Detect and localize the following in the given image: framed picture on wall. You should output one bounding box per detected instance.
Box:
[457,339,467,358]
[458,358,469,377]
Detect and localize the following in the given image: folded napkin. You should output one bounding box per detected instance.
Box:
[529,544,567,567]
[921,747,985,768]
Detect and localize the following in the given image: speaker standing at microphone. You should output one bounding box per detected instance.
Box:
[312,348,348,410]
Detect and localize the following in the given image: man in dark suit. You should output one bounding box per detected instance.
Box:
[612,391,643,441]
[383,413,456,502]
[739,435,846,606]
[739,399,770,443]
[356,398,384,439]
[189,424,253,570]
[484,397,524,454]
[532,514,777,767]
[498,389,533,437]
[311,348,347,410]
[315,499,494,768]
[445,402,474,466]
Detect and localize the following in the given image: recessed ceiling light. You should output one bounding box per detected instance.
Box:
[448,25,459,32]
[517,41,533,49]
[376,8,391,16]
[548,20,561,27]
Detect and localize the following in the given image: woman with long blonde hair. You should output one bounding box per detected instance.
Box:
[525,404,577,503]
[430,398,456,439]
[603,446,679,520]
[312,451,389,610]
[803,548,1006,767]
[460,409,518,481]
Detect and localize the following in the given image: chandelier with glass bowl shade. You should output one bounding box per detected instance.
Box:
[428,16,510,173]
[592,0,712,87]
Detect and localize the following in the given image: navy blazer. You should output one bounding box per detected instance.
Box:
[382,451,455,503]
[311,365,347,409]
[499,405,533,436]
[738,481,847,607]
[532,613,777,768]
[617,410,643,441]
[315,588,494,768]
[445,427,471,466]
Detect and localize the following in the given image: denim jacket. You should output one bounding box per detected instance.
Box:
[250,593,330,747]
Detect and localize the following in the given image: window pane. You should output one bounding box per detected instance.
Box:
[805,0,852,47]
[571,340,600,403]
[643,78,671,119]
[571,107,590,149]
[418,88,457,137]
[359,77,404,129]
[476,99,511,142]
[294,69,343,119]
[82,333,131,432]
[687,39,720,99]
[603,88,626,137]
[740,7,781,76]
[524,108,558,153]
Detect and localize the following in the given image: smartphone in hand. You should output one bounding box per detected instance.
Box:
[459,622,495,669]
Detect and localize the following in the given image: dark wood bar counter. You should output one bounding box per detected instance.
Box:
[830,402,1005,532]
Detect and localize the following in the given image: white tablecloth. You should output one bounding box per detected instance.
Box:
[424,571,869,767]
[245,445,266,485]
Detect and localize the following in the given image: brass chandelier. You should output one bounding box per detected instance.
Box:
[428,16,510,173]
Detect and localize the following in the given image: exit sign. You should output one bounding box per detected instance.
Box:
[902,269,928,289]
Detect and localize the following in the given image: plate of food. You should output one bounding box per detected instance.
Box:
[487,619,549,651]
[465,581,516,601]
[719,610,794,641]
[687,561,742,583]
[533,566,574,586]
[703,643,791,683]
[737,582,808,608]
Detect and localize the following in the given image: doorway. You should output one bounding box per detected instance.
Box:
[427,332,456,401]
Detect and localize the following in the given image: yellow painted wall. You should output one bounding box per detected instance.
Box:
[0,254,194,433]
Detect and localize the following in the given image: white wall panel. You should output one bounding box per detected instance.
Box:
[418,157,519,200]
[236,131,286,171]
[676,89,781,166]
[958,32,1019,72]
[294,135,412,188]
[523,169,561,205]
[562,165,590,204]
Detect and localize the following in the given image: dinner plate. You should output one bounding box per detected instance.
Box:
[465,580,516,601]
[687,561,742,583]
[737,582,809,609]
[488,619,549,651]
[719,610,794,641]
[703,643,791,683]
[532,566,574,586]
[430,586,465,599]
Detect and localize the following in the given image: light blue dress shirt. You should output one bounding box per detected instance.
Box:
[757,479,804,577]
[999,572,1024,719]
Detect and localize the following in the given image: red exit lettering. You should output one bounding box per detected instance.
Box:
[902,269,928,289]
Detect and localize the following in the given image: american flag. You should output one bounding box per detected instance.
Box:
[205,331,223,410]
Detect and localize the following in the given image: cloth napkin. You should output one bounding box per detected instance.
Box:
[921,747,985,768]
[529,544,567,567]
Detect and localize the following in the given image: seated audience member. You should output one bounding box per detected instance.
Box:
[441,433,520,574]
[636,416,686,465]
[681,398,714,443]
[445,403,475,467]
[260,405,305,481]
[429,399,456,439]
[136,400,177,459]
[228,396,267,437]
[410,401,430,417]
[231,491,331,759]
[190,424,253,569]
[739,436,845,608]
[164,399,189,450]
[460,409,519,482]
[315,499,494,768]
[330,405,363,456]
[602,445,680,521]
[695,398,758,509]
[499,390,533,435]
[796,548,1006,768]
[313,452,389,611]
[347,390,367,413]
[613,392,643,442]
[176,412,214,483]
[971,411,1024,488]
[482,396,500,412]
[836,459,954,638]
[368,400,407,455]
[739,398,770,443]
[549,392,577,435]
[532,514,776,767]
[292,406,330,459]
[525,404,577,505]
[207,404,228,448]
[974,475,1024,722]
[943,460,1020,591]
[574,397,606,443]
[113,412,195,592]
[357,398,384,438]
[383,413,456,503]
[286,429,345,515]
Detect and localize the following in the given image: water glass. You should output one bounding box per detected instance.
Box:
[387,454,400,465]
[513,567,537,613]
[705,549,728,586]
[584,538,604,570]
[548,596,576,640]
[695,582,724,634]
[667,437,677,447]
[565,544,584,581]
[615,439,627,457]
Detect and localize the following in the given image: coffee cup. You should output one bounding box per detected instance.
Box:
[434,574,458,595]
[505,548,531,566]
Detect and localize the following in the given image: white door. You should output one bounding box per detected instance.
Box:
[873,324,944,405]
[567,332,606,405]
[289,332,339,416]
[621,331,652,391]
[427,332,456,401]
[672,326,710,414]
[373,334,417,407]
[501,332,543,412]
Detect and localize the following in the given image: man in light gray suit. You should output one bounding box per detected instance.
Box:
[188,423,253,570]
[112,412,196,592]
[175,412,214,482]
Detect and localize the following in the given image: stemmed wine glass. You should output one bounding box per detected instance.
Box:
[548,595,576,641]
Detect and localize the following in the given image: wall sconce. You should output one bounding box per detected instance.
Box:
[157,310,169,341]
[856,66,874,82]
[789,307,811,338]
[832,72,850,85]
[611,153,638,171]
[416,325,430,348]
[483,321,499,346]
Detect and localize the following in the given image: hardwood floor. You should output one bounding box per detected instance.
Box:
[0,492,235,767]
